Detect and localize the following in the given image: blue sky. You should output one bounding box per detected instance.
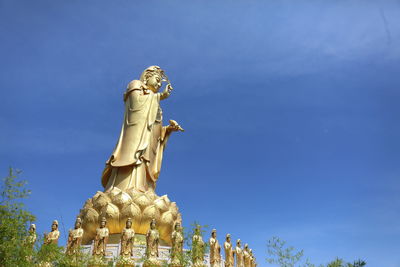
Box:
[1,0,400,266]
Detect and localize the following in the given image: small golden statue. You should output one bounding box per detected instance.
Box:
[92,217,109,257]
[120,218,135,258]
[169,222,184,267]
[44,220,60,245]
[235,239,244,267]
[209,229,221,267]
[143,219,161,267]
[66,217,84,255]
[192,225,206,267]
[243,244,251,267]
[26,223,37,249]
[224,234,235,267]
[249,249,255,267]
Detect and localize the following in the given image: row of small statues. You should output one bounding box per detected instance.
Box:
[193,226,257,267]
[26,218,257,267]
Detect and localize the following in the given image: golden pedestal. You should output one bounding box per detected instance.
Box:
[78,187,182,245]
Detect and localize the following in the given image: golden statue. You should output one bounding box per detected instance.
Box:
[102,65,183,192]
[26,223,37,249]
[44,220,60,245]
[66,217,84,255]
[192,225,206,267]
[243,244,251,267]
[93,217,109,257]
[120,218,135,258]
[78,66,183,245]
[209,229,221,267]
[249,249,255,267]
[169,222,184,267]
[224,234,235,267]
[235,239,244,267]
[143,219,161,267]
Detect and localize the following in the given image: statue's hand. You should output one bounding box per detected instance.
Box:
[168,120,184,132]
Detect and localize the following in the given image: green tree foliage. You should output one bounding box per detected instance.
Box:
[0,168,36,267]
[266,237,366,267]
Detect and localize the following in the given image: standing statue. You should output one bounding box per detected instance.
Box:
[192,225,206,267]
[26,224,37,249]
[66,217,84,255]
[249,249,256,267]
[120,218,135,258]
[224,234,235,267]
[209,229,221,267]
[235,239,244,267]
[144,219,161,267]
[169,222,184,267]
[102,65,184,193]
[44,220,60,245]
[243,244,251,267]
[93,217,109,257]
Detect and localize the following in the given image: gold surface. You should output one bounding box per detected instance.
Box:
[224,234,234,267]
[209,229,221,267]
[78,66,182,246]
[235,239,244,267]
[66,218,84,255]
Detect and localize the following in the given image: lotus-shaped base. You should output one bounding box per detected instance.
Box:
[78,188,182,245]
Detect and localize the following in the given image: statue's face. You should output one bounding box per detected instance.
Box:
[75,221,81,229]
[175,223,181,231]
[212,231,216,238]
[29,225,35,232]
[100,221,106,228]
[227,236,231,242]
[126,221,132,228]
[237,240,241,247]
[51,223,57,231]
[150,221,156,229]
[147,74,162,93]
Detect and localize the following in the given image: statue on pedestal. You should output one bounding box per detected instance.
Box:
[79,66,183,246]
[209,229,221,267]
[169,222,184,267]
[93,217,109,257]
[120,218,135,258]
[66,217,84,255]
[192,225,206,267]
[224,234,235,267]
[143,219,161,267]
[243,244,251,267]
[44,220,60,245]
[102,65,183,193]
[26,224,37,249]
[235,239,244,267]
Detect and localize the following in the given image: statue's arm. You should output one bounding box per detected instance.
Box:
[159,84,173,100]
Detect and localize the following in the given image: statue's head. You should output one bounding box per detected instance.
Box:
[249,249,253,255]
[75,217,82,229]
[174,222,181,231]
[211,229,217,238]
[226,233,231,242]
[150,218,156,229]
[29,223,36,233]
[100,217,107,228]
[140,66,165,93]
[126,218,132,229]
[244,243,249,250]
[51,220,58,231]
[236,239,241,247]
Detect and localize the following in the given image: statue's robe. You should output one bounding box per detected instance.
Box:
[102,80,170,192]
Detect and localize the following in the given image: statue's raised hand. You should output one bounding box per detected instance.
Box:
[168,120,184,132]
